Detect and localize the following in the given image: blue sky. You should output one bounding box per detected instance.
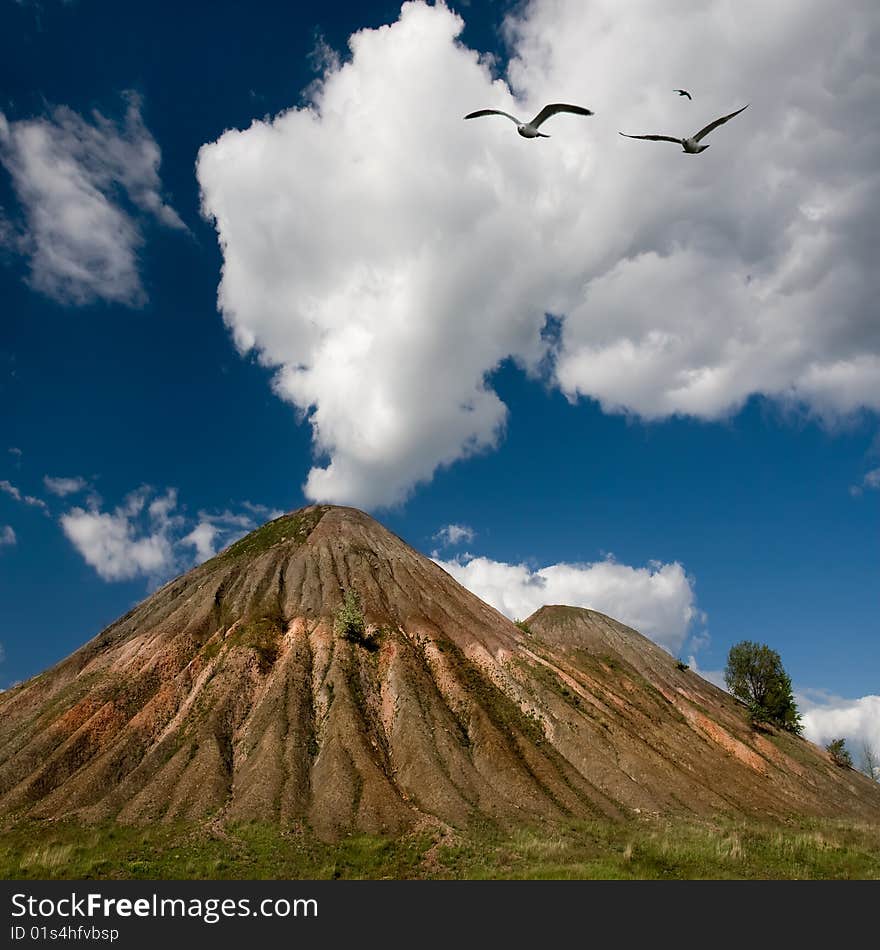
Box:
[1,0,877,753]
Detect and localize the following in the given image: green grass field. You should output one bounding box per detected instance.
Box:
[3,815,879,880]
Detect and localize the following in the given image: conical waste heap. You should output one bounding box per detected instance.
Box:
[1,505,877,836]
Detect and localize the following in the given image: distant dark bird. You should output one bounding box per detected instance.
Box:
[619,104,749,154]
[464,102,594,139]
[674,89,692,100]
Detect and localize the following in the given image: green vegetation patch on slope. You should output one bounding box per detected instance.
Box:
[442,641,546,746]
[200,615,285,674]
[212,507,329,564]
[516,657,583,710]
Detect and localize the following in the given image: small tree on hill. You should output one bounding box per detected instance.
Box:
[334,588,367,644]
[862,742,879,782]
[826,738,853,768]
[724,640,802,734]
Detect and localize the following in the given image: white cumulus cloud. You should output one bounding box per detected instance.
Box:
[0,92,185,306]
[60,486,181,582]
[434,551,702,654]
[801,693,880,776]
[197,0,880,508]
[60,486,284,582]
[180,521,220,563]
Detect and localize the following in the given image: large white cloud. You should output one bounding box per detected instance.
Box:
[801,693,880,776]
[434,551,701,654]
[198,1,544,506]
[513,0,880,421]
[0,93,185,306]
[197,0,880,507]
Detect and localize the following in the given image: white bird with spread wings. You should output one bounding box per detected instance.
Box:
[464,102,594,139]
[619,104,749,154]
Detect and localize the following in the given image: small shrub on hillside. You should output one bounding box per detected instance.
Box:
[862,743,880,782]
[335,589,370,646]
[826,738,853,769]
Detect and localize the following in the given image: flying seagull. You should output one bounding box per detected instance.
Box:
[674,89,692,100]
[464,103,594,138]
[619,104,749,154]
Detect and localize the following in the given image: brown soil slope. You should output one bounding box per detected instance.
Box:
[0,505,877,835]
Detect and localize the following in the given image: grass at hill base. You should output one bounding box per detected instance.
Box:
[2,815,878,880]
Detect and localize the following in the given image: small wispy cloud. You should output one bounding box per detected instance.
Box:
[0,92,185,306]
[43,474,88,497]
[432,523,476,548]
[0,479,48,514]
[0,480,21,502]
[179,502,285,563]
[0,525,16,548]
[241,500,285,519]
[307,30,342,74]
[686,654,726,690]
[849,467,880,497]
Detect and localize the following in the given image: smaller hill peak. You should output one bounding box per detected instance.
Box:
[527,604,611,624]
